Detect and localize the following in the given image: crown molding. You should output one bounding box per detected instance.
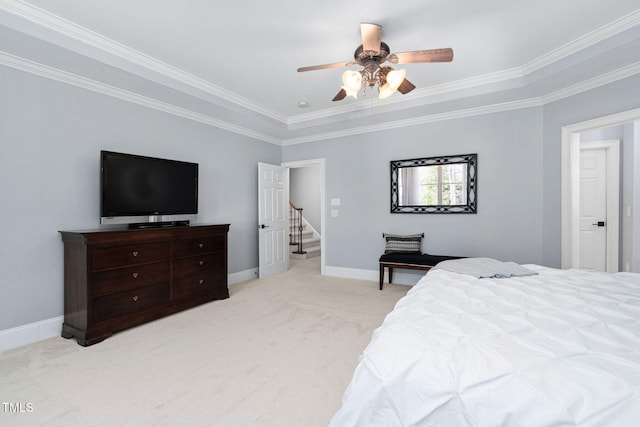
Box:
[281,98,544,146]
[0,51,282,145]
[282,61,640,145]
[3,47,637,148]
[542,61,640,104]
[287,9,640,127]
[2,0,638,130]
[522,8,640,75]
[2,1,638,147]
[0,0,288,124]
[287,67,524,125]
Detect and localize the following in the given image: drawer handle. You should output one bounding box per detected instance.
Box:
[132,295,139,302]
[132,251,139,257]
[199,260,204,266]
[132,272,139,278]
[198,243,204,248]
[199,279,204,285]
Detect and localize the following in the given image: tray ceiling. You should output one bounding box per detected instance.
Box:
[1,0,639,144]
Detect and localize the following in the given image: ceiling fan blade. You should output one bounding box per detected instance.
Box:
[332,88,347,101]
[390,48,454,64]
[297,61,355,72]
[397,78,416,94]
[361,23,382,53]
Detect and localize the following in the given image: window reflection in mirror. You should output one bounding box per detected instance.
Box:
[391,154,477,214]
[398,163,468,206]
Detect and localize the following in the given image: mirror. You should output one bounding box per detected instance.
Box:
[391,153,477,213]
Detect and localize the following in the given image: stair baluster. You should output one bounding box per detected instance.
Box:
[289,202,307,255]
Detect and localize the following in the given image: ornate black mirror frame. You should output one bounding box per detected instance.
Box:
[390,153,477,214]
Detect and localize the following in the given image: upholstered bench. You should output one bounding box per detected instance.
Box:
[379,253,462,290]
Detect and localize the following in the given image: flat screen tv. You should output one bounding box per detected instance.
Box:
[100,150,198,227]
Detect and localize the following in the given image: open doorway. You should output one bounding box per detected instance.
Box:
[562,108,640,272]
[282,158,326,275]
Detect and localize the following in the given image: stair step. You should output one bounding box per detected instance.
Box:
[290,231,315,242]
[290,232,314,241]
[290,246,321,259]
[290,237,320,250]
[288,214,320,259]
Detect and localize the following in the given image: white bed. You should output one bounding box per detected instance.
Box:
[330,260,640,426]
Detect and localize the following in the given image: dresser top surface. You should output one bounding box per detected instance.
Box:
[59,224,230,244]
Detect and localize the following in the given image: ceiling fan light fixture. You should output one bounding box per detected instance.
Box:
[386,69,406,90]
[378,83,395,99]
[342,70,362,98]
[378,68,406,99]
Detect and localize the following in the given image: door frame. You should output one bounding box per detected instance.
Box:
[561,108,640,270]
[282,158,326,275]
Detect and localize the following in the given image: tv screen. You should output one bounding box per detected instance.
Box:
[100,151,198,219]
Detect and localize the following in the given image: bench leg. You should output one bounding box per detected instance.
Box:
[379,261,435,290]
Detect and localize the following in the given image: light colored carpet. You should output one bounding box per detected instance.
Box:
[0,257,408,426]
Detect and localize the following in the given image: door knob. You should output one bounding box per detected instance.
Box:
[260,224,270,229]
[592,221,606,227]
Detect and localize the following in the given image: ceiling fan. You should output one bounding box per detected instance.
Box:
[297,23,453,101]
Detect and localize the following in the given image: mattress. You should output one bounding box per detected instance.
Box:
[330,263,640,426]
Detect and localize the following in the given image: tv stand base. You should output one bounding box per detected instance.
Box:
[128,220,190,229]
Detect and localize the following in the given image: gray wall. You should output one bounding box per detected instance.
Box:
[2,61,639,333]
[284,74,640,275]
[541,74,640,267]
[0,66,280,330]
[283,107,545,272]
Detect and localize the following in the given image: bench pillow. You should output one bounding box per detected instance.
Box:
[383,233,423,254]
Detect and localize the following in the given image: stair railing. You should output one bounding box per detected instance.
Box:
[289,201,307,255]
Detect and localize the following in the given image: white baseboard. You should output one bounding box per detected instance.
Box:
[230,265,419,286]
[324,265,378,282]
[1,271,258,353]
[0,316,64,353]
[382,271,423,286]
[228,268,258,285]
[324,265,422,286]
[0,267,418,353]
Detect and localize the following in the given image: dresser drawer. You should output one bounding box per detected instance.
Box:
[92,241,170,271]
[92,282,170,323]
[173,270,226,300]
[92,262,170,296]
[173,253,225,277]
[173,235,225,258]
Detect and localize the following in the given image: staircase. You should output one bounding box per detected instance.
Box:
[289,202,321,260]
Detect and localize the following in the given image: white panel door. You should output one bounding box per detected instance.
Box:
[258,162,289,278]
[579,148,607,271]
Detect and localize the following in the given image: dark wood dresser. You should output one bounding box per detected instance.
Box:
[59,224,229,346]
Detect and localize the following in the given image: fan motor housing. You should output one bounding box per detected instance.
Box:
[354,42,390,66]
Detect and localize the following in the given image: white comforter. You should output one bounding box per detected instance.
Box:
[330,264,640,426]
